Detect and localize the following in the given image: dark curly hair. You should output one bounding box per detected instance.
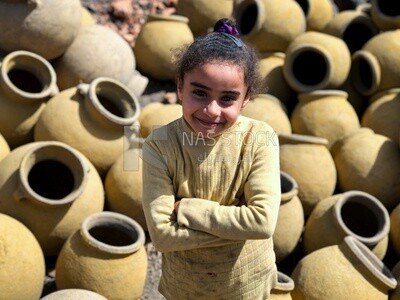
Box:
[173,19,263,99]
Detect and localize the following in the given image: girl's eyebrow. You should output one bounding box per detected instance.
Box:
[190,82,241,95]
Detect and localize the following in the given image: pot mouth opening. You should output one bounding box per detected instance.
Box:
[350,52,379,96]
[287,46,330,92]
[89,77,140,126]
[1,50,57,100]
[234,0,263,36]
[342,20,379,53]
[19,143,88,205]
[82,211,145,254]
[280,171,298,201]
[272,271,295,292]
[343,236,397,289]
[375,1,400,17]
[335,191,390,245]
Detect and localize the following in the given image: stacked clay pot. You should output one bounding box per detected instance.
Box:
[105,148,147,231]
[361,88,400,142]
[270,272,294,300]
[292,236,397,299]
[0,141,104,256]
[331,127,400,211]
[370,0,400,31]
[240,94,292,135]
[273,171,304,263]
[279,133,337,216]
[351,30,400,96]
[291,90,360,148]
[0,50,59,148]
[175,0,234,35]
[283,31,351,93]
[303,191,390,260]
[0,213,45,299]
[0,0,82,60]
[34,77,140,177]
[56,211,148,300]
[294,0,336,32]
[41,289,107,300]
[233,0,306,52]
[134,14,194,81]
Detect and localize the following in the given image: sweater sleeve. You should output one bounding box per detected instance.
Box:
[176,126,281,240]
[142,140,236,253]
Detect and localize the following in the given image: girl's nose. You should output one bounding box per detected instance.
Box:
[204,100,221,117]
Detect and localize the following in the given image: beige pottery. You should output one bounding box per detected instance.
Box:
[270,271,294,300]
[370,0,400,31]
[294,0,336,31]
[41,289,107,300]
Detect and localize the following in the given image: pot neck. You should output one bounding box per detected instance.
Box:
[80,211,145,255]
[0,50,58,102]
[271,271,295,295]
[298,90,349,102]
[14,142,90,206]
[233,0,264,37]
[78,77,140,131]
[280,171,299,203]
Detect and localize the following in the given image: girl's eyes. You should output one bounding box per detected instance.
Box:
[193,90,207,97]
[192,90,236,103]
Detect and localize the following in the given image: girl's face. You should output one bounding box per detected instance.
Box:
[178,61,250,137]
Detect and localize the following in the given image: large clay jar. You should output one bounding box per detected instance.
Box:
[351,30,400,96]
[258,52,296,110]
[139,102,182,138]
[55,211,148,300]
[279,134,337,216]
[270,272,295,300]
[0,50,59,149]
[0,213,45,299]
[240,94,292,135]
[0,0,81,60]
[134,14,194,81]
[361,88,400,143]
[41,289,107,300]
[291,236,397,300]
[294,0,336,31]
[370,0,400,31]
[323,9,379,54]
[52,24,136,91]
[175,0,234,35]
[389,203,400,257]
[34,77,140,177]
[105,148,147,231]
[303,191,390,260]
[0,141,104,256]
[273,171,304,263]
[283,31,351,93]
[291,90,360,149]
[233,0,306,52]
[391,261,400,300]
[331,127,400,211]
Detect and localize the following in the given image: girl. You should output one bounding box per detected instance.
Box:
[142,19,281,299]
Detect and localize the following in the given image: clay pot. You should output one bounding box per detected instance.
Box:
[0,133,10,162]
[41,289,107,300]
[389,203,400,257]
[0,141,104,256]
[258,51,296,109]
[0,0,81,60]
[125,70,149,98]
[105,148,147,231]
[279,133,337,216]
[283,31,351,93]
[53,24,136,91]
[292,236,397,300]
[331,127,400,211]
[304,191,390,260]
[175,0,234,35]
[233,0,306,52]
[139,102,182,138]
[323,9,379,54]
[240,94,292,135]
[273,171,304,263]
[294,0,336,31]
[34,77,140,177]
[351,30,400,96]
[390,261,400,300]
[55,211,148,300]
[134,14,194,81]
[291,90,360,149]
[80,5,96,27]
[0,213,45,299]
[361,88,400,143]
[370,0,400,31]
[270,271,294,300]
[0,50,59,149]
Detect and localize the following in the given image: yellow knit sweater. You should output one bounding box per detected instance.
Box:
[142,115,281,299]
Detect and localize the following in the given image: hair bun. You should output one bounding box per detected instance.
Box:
[214,18,239,35]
